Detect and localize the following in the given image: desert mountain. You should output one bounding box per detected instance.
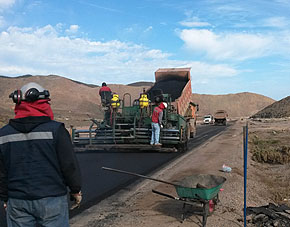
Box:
[251,96,290,118]
[0,75,150,127]
[192,93,275,118]
[0,75,275,127]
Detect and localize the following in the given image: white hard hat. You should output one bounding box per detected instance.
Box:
[21,82,45,95]
[10,82,50,104]
[163,102,168,109]
[20,82,49,101]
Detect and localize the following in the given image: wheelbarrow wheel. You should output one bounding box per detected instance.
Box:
[202,202,209,227]
[208,199,215,215]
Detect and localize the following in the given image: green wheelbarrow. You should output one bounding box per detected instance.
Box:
[152,174,226,226]
[102,167,226,227]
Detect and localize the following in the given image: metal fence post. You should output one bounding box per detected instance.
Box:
[243,123,248,227]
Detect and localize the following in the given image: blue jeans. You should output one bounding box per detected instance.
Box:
[6,195,69,227]
[151,122,160,145]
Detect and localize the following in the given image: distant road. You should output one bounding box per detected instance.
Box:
[0,124,228,226]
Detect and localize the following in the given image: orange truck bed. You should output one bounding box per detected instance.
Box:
[151,68,192,117]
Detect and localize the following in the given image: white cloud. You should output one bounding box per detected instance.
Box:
[215,5,244,12]
[0,65,42,75]
[0,25,239,85]
[274,0,290,5]
[191,62,237,77]
[233,17,290,30]
[0,0,15,9]
[180,17,211,28]
[179,29,273,61]
[262,17,289,28]
[65,25,79,34]
[124,27,133,33]
[0,25,169,84]
[184,61,238,83]
[144,26,153,33]
[0,15,5,27]
[180,21,211,27]
[77,2,121,13]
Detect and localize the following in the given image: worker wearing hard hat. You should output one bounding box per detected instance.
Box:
[99,82,112,104]
[150,102,167,146]
[0,82,82,227]
[99,82,113,125]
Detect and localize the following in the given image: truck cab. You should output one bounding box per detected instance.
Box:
[203,115,214,124]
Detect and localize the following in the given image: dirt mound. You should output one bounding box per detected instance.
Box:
[252,96,290,118]
[192,92,275,118]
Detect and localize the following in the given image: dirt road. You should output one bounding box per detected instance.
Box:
[70,119,289,227]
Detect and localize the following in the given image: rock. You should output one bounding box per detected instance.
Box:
[252,214,268,223]
[273,220,280,227]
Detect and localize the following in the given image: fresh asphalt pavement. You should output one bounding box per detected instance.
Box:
[0,124,227,226]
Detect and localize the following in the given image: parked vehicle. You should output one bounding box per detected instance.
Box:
[203,115,214,124]
[214,110,228,126]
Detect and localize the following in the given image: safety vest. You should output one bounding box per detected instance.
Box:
[152,106,162,123]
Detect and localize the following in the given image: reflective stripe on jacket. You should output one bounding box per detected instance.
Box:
[0,119,76,200]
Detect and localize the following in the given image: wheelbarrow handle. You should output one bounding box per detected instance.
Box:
[152,189,182,201]
[102,167,182,187]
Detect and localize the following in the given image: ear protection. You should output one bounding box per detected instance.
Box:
[9,88,50,104]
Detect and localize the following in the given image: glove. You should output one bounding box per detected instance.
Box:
[70,191,82,210]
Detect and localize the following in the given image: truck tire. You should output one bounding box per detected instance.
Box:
[176,128,188,152]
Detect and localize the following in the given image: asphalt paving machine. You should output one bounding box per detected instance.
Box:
[72,68,198,152]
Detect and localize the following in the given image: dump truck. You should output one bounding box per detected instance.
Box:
[147,68,198,139]
[214,110,228,126]
[72,68,198,152]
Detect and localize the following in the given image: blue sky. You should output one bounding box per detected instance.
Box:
[0,0,290,100]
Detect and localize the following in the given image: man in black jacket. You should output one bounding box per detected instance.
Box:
[0,82,82,227]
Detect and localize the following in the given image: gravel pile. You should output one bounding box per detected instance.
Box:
[252,96,290,118]
[247,203,290,226]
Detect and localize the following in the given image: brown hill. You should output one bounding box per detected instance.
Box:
[191,92,275,118]
[0,75,150,127]
[0,75,274,127]
[251,96,290,118]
